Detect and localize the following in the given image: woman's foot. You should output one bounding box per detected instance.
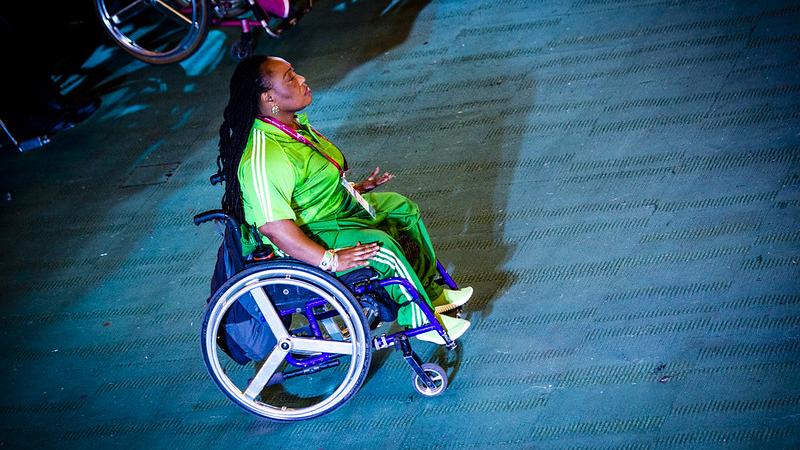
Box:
[432,286,474,313]
[415,315,471,345]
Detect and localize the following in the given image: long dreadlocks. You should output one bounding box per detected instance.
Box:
[217,55,272,225]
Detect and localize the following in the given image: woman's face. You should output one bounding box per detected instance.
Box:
[261,57,313,114]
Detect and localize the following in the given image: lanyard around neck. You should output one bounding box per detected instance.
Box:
[257,116,346,176]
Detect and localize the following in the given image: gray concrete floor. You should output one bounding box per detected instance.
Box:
[1,0,799,448]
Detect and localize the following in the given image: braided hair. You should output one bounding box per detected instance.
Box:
[217,55,273,224]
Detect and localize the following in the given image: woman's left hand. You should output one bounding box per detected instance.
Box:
[334,241,380,271]
[353,166,394,193]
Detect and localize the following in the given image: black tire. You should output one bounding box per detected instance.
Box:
[201,260,372,421]
[94,0,211,64]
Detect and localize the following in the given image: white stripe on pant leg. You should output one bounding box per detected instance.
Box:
[377,247,415,285]
[370,253,421,327]
[376,247,428,327]
[378,247,427,327]
[378,247,428,325]
[370,253,419,327]
[410,304,424,328]
[372,256,421,328]
[370,254,413,301]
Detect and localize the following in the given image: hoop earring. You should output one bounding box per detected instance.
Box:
[271,104,280,115]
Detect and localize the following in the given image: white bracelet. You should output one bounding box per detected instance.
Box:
[319,249,336,271]
[330,252,339,272]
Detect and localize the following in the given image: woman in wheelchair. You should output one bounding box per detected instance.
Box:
[198,55,474,420]
[217,55,472,344]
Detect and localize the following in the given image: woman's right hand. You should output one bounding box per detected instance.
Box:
[334,242,380,271]
[353,166,394,193]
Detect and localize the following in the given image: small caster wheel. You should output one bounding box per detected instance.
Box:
[230,39,253,61]
[412,363,448,397]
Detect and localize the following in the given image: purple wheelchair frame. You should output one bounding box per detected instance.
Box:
[194,207,459,392]
[273,260,460,390]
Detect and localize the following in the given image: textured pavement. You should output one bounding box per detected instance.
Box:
[1,0,799,448]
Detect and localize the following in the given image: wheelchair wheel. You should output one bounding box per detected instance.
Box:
[201,261,372,421]
[412,363,448,397]
[94,0,210,64]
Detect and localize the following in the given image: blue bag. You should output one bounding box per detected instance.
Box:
[208,234,277,365]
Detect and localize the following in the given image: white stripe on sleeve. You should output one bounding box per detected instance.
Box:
[250,130,274,222]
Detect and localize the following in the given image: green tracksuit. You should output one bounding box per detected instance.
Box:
[238,114,443,328]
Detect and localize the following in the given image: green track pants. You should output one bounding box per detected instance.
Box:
[303,192,443,328]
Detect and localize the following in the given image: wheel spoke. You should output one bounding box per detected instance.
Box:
[151,0,194,26]
[108,0,148,24]
[291,337,355,355]
[249,286,289,340]
[243,347,288,400]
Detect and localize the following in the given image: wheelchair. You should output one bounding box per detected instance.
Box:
[94,0,313,64]
[193,207,464,421]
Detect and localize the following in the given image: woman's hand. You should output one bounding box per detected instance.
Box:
[334,241,380,271]
[353,166,394,193]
